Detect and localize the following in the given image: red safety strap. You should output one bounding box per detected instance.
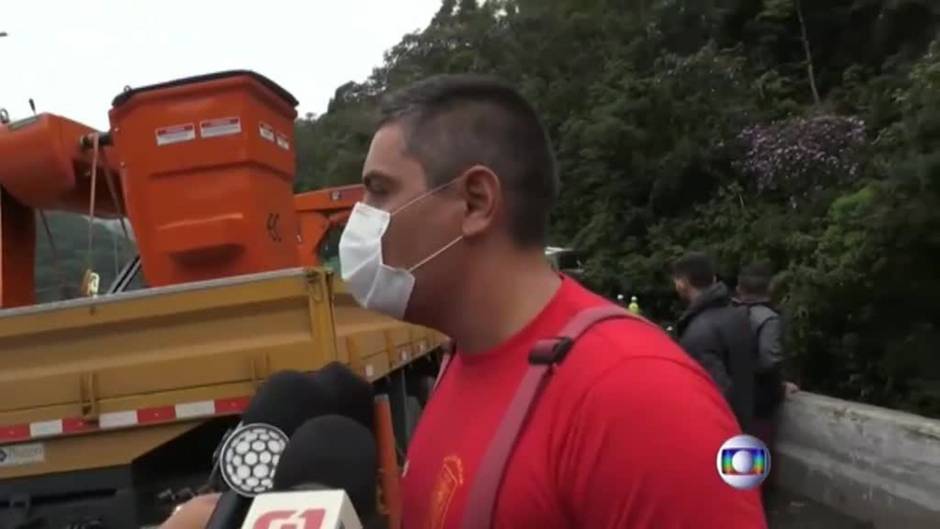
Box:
[430,305,654,529]
[431,340,455,392]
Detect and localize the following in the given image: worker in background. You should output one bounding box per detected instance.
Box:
[733,262,799,451]
[672,252,756,433]
[163,75,766,529]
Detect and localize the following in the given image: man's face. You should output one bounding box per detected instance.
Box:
[673,276,692,304]
[361,124,428,213]
[359,124,465,318]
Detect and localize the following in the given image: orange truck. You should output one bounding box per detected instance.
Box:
[0,71,445,529]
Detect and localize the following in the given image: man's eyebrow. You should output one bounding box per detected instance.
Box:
[362,170,395,186]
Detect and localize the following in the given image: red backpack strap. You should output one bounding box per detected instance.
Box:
[460,305,652,529]
[432,340,456,392]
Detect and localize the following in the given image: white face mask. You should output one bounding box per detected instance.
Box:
[338,185,463,320]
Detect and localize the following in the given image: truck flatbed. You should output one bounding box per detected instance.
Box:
[0,267,444,527]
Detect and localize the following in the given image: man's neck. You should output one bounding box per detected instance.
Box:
[440,249,562,355]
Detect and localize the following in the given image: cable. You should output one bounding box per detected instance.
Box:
[100,149,132,254]
[82,133,100,297]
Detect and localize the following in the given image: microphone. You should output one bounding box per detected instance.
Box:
[273,415,377,515]
[205,371,334,529]
[209,370,337,489]
[312,362,375,431]
[240,415,380,529]
[241,371,337,438]
[209,365,372,488]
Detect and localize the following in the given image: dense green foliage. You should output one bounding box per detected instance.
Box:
[291,0,940,416]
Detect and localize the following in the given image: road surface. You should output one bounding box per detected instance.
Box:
[767,490,873,529]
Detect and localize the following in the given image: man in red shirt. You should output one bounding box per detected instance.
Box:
[351,75,767,529]
[161,74,767,529]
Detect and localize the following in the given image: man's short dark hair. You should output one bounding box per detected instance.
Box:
[738,261,774,297]
[378,74,558,247]
[671,252,716,289]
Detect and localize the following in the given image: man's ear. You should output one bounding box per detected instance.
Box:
[457,165,501,238]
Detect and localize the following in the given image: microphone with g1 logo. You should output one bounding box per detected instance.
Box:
[238,414,384,529]
[204,371,334,529]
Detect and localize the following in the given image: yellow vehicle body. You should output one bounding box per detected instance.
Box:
[0,267,444,483]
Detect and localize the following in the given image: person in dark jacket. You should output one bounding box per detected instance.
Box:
[672,253,756,432]
[733,262,799,448]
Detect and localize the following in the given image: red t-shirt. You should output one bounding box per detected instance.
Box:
[401,276,767,529]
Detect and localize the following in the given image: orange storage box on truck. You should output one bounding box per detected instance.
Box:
[108,71,303,287]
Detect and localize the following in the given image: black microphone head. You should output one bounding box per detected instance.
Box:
[312,362,375,431]
[272,414,378,517]
[242,370,332,436]
[215,371,335,496]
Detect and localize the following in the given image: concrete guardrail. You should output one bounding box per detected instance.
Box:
[774,391,940,528]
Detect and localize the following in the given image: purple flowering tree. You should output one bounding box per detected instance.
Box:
[735,115,867,205]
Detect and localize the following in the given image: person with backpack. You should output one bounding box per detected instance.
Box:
[672,252,757,433]
[733,262,799,451]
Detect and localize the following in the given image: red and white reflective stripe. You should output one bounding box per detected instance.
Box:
[0,396,250,444]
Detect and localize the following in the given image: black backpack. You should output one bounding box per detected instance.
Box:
[742,302,784,372]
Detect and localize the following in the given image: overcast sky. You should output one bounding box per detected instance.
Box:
[1,0,440,130]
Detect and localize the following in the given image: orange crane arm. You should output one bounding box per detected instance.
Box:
[0,114,124,308]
